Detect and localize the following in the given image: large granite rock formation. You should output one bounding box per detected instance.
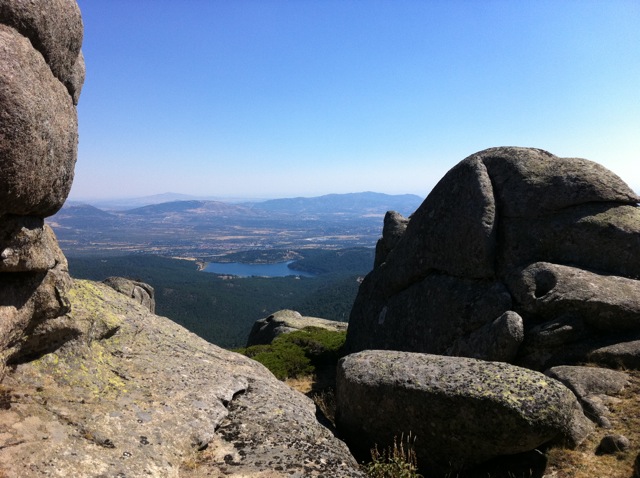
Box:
[0,280,364,477]
[247,309,348,347]
[0,0,84,379]
[336,350,592,476]
[346,147,640,370]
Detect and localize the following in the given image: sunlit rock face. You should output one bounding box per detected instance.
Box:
[0,0,84,376]
[346,147,640,370]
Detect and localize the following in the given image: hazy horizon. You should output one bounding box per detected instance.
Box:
[72,1,640,200]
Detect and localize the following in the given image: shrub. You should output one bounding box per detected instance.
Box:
[236,327,346,380]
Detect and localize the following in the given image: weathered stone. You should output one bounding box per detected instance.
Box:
[447,310,524,362]
[545,366,630,398]
[346,273,512,356]
[378,155,497,295]
[545,366,629,427]
[589,340,640,370]
[475,146,639,217]
[499,203,640,277]
[0,281,364,478]
[336,350,592,474]
[596,434,630,455]
[103,276,155,313]
[66,50,85,105]
[0,24,78,217]
[246,309,347,347]
[347,147,640,366]
[0,262,72,376]
[508,262,640,331]
[0,218,65,273]
[374,210,409,268]
[0,0,83,93]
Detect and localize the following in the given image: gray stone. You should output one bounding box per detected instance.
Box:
[545,366,630,427]
[596,434,630,455]
[0,24,78,217]
[507,262,640,331]
[347,147,640,366]
[336,350,592,474]
[0,0,84,94]
[516,314,592,370]
[379,154,497,295]
[447,310,524,362]
[0,261,72,375]
[499,203,640,277]
[346,273,512,356]
[374,210,409,268]
[589,340,640,370]
[475,146,639,217]
[0,218,65,273]
[545,366,630,398]
[66,49,85,105]
[0,281,364,478]
[246,309,347,347]
[103,276,156,313]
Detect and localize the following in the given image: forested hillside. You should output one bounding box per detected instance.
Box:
[67,248,373,348]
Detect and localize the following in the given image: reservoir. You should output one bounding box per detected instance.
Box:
[203,261,316,278]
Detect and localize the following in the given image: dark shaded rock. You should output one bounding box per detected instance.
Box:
[0,24,78,218]
[374,210,409,267]
[0,0,83,94]
[516,314,592,370]
[336,350,592,475]
[103,276,155,313]
[589,340,640,370]
[447,310,524,362]
[595,434,630,455]
[0,262,72,375]
[246,309,347,347]
[499,203,640,278]
[461,449,547,478]
[378,155,497,295]
[0,281,364,477]
[346,273,512,357]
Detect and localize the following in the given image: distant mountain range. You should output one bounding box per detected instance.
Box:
[49,192,424,257]
[63,191,423,219]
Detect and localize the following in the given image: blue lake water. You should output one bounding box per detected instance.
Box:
[203,261,316,278]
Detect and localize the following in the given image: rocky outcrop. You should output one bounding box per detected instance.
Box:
[246,309,347,347]
[0,0,84,379]
[545,365,630,428]
[346,147,640,369]
[0,280,364,477]
[103,276,156,313]
[336,350,592,475]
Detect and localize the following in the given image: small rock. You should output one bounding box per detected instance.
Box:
[596,434,630,455]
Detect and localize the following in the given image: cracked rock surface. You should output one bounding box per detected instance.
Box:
[0,280,362,477]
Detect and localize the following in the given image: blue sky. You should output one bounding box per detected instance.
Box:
[72,0,640,200]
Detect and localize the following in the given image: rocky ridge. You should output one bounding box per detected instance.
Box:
[0,280,363,477]
[337,147,640,476]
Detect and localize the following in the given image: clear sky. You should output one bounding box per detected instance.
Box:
[71,0,640,200]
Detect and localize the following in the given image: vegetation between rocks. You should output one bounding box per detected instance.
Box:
[235,327,347,380]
